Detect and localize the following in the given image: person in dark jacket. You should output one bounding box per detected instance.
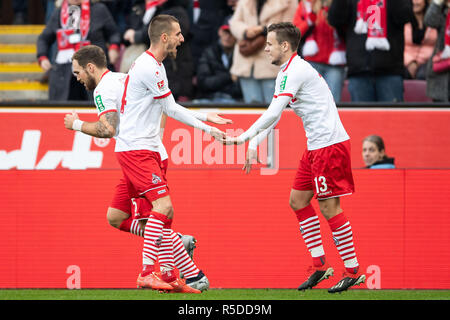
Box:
[123,0,195,101]
[424,0,450,102]
[37,0,121,101]
[195,23,242,103]
[328,0,414,102]
[189,0,233,67]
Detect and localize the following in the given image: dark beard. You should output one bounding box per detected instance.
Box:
[271,58,281,66]
[167,50,177,59]
[84,74,96,91]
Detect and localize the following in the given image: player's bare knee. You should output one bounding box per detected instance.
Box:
[318,198,342,220]
[289,190,313,211]
[151,196,173,217]
[289,197,304,211]
[106,207,128,229]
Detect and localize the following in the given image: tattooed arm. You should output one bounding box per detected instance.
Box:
[64,111,118,138]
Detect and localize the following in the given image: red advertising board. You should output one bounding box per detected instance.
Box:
[0,108,449,289]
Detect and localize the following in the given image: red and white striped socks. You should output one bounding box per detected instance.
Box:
[119,216,144,237]
[119,214,201,279]
[170,230,200,279]
[142,212,168,273]
[328,212,359,274]
[294,205,359,274]
[295,204,326,267]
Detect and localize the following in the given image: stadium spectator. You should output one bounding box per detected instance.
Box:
[328,0,414,102]
[404,0,437,80]
[194,21,243,103]
[293,0,346,102]
[121,0,195,101]
[225,22,365,294]
[362,135,396,169]
[229,0,297,104]
[36,0,121,101]
[424,0,450,102]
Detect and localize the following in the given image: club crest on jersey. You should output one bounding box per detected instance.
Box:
[152,173,162,184]
[280,75,287,91]
[95,95,105,112]
[157,80,165,91]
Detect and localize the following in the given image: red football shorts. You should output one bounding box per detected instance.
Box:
[112,150,170,218]
[292,140,355,200]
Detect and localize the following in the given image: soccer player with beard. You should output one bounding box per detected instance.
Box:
[65,44,230,292]
[225,22,365,293]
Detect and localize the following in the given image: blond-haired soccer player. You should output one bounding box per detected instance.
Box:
[65,44,228,292]
[225,22,365,293]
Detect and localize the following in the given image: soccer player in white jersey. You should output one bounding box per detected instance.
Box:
[225,22,365,293]
[65,45,228,292]
[115,14,227,292]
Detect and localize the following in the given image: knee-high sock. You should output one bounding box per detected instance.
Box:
[170,230,200,279]
[142,212,168,271]
[294,204,326,267]
[119,216,144,237]
[328,212,359,274]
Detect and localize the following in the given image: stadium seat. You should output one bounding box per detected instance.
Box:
[340,79,432,103]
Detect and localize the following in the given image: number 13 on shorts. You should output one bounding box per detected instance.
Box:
[314,175,328,194]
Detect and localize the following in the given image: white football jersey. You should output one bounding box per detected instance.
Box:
[93,67,168,160]
[93,70,126,120]
[112,51,171,160]
[275,54,349,150]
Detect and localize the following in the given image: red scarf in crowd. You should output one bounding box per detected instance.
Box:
[301,0,319,57]
[301,1,346,65]
[193,0,200,24]
[56,0,91,63]
[354,0,390,51]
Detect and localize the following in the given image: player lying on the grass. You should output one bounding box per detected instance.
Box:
[224,22,365,293]
[64,44,231,292]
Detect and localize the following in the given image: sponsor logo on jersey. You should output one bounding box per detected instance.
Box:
[95,95,105,112]
[280,75,287,91]
[157,80,165,90]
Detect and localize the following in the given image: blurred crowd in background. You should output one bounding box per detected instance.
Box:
[1,0,449,103]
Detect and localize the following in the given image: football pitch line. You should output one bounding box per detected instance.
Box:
[0,289,449,300]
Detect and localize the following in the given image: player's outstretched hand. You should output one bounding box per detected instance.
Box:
[64,111,79,130]
[209,127,226,142]
[206,113,233,125]
[243,148,260,174]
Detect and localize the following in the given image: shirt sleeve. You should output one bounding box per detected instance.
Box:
[248,113,282,150]
[139,63,172,99]
[93,87,117,117]
[277,65,304,98]
[238,95,290,142]
[161,94,212,134]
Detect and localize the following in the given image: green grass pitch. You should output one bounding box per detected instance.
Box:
[0,289,449,300]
